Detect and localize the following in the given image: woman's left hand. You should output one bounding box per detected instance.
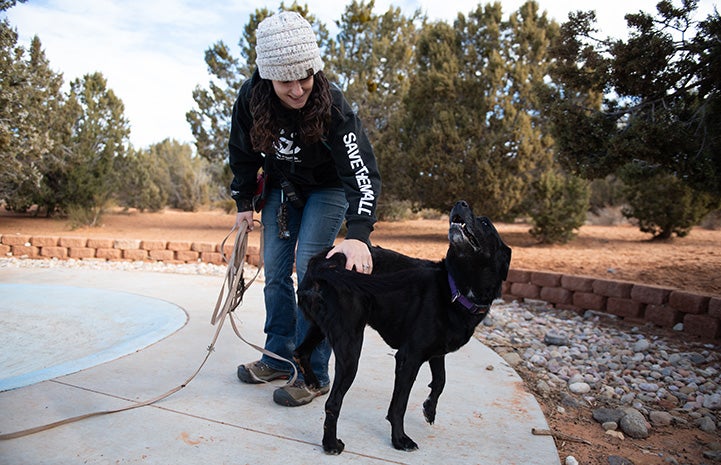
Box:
[326,239,372,274]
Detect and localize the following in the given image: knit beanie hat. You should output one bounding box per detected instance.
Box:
[255,11,324,81]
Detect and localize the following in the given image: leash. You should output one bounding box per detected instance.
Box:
[0,220,295,440]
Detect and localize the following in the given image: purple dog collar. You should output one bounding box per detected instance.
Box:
[447,273,491,315]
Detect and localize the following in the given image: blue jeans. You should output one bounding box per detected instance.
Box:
[259,187,347,387]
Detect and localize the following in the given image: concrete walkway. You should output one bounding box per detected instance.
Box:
[0,266,559,465]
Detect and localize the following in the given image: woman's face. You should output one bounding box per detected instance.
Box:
[272,75,314,110]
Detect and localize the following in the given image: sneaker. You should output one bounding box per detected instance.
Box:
[273,380,330,407]
[237,360,291,384]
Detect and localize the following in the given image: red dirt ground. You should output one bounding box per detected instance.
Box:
[2,207,720,464]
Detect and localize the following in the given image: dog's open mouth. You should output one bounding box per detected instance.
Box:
[450,214,481,249]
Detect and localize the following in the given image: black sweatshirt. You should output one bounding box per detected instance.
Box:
[228,71,382,245]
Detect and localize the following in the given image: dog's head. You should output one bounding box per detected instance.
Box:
[447,200,512,305]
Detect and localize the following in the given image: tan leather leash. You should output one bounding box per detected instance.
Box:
[0,219,295,440]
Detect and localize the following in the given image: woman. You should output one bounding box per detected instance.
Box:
[228,11,382,407]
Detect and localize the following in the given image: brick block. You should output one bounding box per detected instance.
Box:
[59,237,87,247]
[192,242,216,253]
[501,281,511,295]
[96,248,122,260]
[592,279,633,298]
[683,314,721,340]
[561,275,595,292]
[669,291,710,315]
[0,244,10,256]
[114,239,141,250]
[573,292,607,311]
[201,251,223,265]
[631,284,670,305]
[40,246,68,259]
[531,271,562,287]
[507,269,531,283]
[645,304,683,328]
[246,253,261,268]
[167,241,192,252]
[510,282,540,299]
[11,245,39,257]
[149,249,175,261]
[709,298,721,319]
[30,236,59,247]
[68,247,96,259]
[175,250,199,262]
[222,243,234,258]
[1,234,31,246]
[540,286,573,305]
[87,238,115,248]
[607,297,645,319]
[123,249,148,261]
[141,240,166,251]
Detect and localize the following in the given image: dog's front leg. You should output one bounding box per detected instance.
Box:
[386,351,422,451]
[321,336,364,455]
[423,356,446,424]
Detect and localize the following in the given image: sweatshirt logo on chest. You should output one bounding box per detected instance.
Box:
[274,131,301,162]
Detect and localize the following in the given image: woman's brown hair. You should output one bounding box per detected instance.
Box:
[249,71,332,154]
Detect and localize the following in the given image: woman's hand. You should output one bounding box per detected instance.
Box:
[235,211,254,230]
[326,239,372,274]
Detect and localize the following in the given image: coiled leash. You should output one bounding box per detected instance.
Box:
[0,219,295,440]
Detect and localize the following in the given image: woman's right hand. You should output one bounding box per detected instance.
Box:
[235,211,254,230]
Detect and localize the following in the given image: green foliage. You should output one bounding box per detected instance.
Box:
[620,163,717,239]
[149,139,210,212]
[589,175,625,212]
[117,139,210,212]
[393,2,558,219]
[46,72,130,224]
[528,170,590,244]
[548,1,721,236]
[0,29,65,211]
[376,198,417,221]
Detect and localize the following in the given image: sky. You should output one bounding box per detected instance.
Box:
[5,0,719,149]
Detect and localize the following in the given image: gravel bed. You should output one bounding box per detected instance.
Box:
[478,300,720,441]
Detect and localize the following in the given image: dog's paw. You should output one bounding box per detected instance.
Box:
[392,434,418,451]
[422,398,437,424]
[323,438,345,455]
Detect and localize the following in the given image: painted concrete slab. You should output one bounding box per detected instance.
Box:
[0,266,559,464]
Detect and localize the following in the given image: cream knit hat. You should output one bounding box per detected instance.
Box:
[255,11,324,81]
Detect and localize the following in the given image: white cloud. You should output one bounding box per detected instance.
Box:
[6,0,718,148]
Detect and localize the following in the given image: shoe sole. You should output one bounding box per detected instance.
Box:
[237,365,291,384]
[273,386,329,407]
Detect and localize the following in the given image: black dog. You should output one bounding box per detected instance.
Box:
[294,200,511,454]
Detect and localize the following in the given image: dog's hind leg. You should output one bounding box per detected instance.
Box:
[386,351,423,451]
[422,356,446,424]
[321,332,364,455]
[293,323,325,389]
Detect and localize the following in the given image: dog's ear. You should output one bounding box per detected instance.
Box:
[496,242,512,281]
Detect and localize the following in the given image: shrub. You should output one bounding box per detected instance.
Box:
[528,170,590,244]
[621,166,716,239]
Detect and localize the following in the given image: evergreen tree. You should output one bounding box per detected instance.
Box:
[394,1,558,218]
[0,27,65,211]
[46,72,129,224]
[549,1,721,238]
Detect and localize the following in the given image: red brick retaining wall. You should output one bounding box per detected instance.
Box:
[2,233,719,340]
[503,269,721,341]
[0,234,262,268]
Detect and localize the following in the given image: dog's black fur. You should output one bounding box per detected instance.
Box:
[294,200,512,454]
